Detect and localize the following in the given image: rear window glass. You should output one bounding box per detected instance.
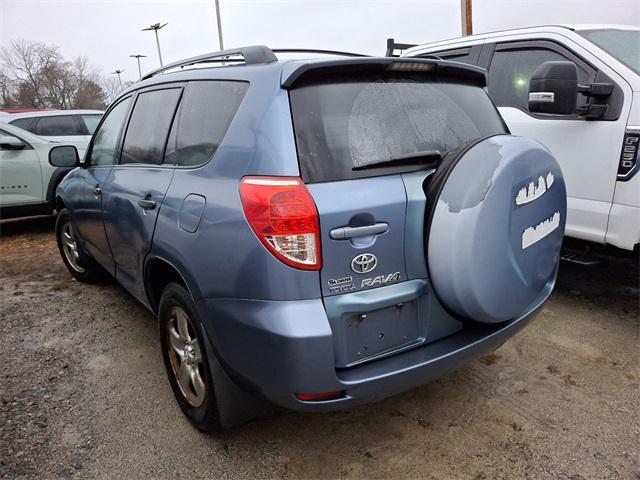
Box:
[164,81,248,167]
[289,73,506,183]
[33,115,80,136]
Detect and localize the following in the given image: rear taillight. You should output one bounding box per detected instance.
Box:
[239,176,321,270]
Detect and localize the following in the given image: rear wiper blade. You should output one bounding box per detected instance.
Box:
[352,149,442,171]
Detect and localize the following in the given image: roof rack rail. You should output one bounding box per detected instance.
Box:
[141,45,278,80]
[272,48,369,58]
[413,53,444,61]
[385,38,417,57]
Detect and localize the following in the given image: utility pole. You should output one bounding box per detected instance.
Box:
[461,0,473,36]
[214,0,224,50]
[129,54,147,78]
[142,22,168,66]
[111,69,124,88]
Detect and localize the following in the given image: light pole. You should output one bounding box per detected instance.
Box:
[461,0,473,35]
[110,69,124,88]
[129,54,147,78]
[142,22,168,66]
[214,0,224,50]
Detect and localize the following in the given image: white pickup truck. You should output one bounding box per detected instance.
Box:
[398,25,639,251]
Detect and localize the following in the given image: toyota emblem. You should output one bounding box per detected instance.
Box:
[351,253,378,274]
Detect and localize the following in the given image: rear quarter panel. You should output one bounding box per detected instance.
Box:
[150,75,322,302]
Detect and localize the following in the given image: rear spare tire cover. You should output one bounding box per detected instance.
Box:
[426,135,566,324]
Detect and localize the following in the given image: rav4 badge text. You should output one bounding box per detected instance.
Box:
[361,272,401,288]
[328,271,401,293]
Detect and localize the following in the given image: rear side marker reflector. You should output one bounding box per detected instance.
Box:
[295,390,345,402]
[240,176,322,270]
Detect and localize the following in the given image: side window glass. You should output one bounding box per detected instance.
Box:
[8,118,33,132]
[167,81,248,167]
[441,53,474,63]
[88,97,132,167]
[163,107,179,165]
[423,47,475,64]
[488,48,591,110]
[121,88,181,165]
[34,116,80,136]
[81,114,102,135]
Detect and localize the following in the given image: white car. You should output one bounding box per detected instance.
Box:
[400,24,639,251]
[5,109,103,143]
[0,122,83,219]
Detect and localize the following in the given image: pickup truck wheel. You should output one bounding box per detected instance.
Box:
[55,209,104,283]
[158,282,220,432]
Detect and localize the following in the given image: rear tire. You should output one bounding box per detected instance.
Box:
[55,209,104,283]
[158,282,220,433]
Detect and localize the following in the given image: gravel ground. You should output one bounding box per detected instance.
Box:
[1,216,638,480]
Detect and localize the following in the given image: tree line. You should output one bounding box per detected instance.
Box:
[0,39,130,110]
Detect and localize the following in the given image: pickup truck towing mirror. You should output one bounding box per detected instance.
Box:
[528,61,578,115]
[0,135,26,150]
[49,145,80,168]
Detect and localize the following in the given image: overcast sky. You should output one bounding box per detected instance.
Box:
[1,0,638,82]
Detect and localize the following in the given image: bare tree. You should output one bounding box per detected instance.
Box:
[0,39,62,107]
[101,76,122,105]
[41,60,74,108]
[0,39,107,109]
[0,69,16,107]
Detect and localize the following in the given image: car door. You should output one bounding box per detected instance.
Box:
[483,40,629,244]
[101,85,182,303]
[72,96,133,273]
[0,129,43,207]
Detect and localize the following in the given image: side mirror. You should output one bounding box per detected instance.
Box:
[49,145,80,168]
[0,135,25,150]
[528,61,578,115]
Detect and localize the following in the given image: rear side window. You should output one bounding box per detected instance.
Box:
[289,73,506,183]
[121,88,182,165]
[420,47,477,64]
[164,81,248,167]
[8,118,33,131]
[33,115,81,136]
[80,114,102,134]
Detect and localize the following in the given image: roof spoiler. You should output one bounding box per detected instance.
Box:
[281,57,487,89]
[385,38,418,57]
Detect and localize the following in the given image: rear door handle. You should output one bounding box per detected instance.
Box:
[330,222,389,240]
[138,199,157,210]
[93,186,101,195]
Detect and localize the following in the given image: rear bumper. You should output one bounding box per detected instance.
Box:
[197,290,543,412]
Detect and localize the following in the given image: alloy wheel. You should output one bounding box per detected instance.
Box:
[166,306,206,407]
[60,221,85,273]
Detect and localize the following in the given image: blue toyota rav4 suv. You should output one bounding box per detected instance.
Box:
[50,46,566,430]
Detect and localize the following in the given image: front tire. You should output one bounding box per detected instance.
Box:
[55,209,104,283]
[158,282,220,432]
